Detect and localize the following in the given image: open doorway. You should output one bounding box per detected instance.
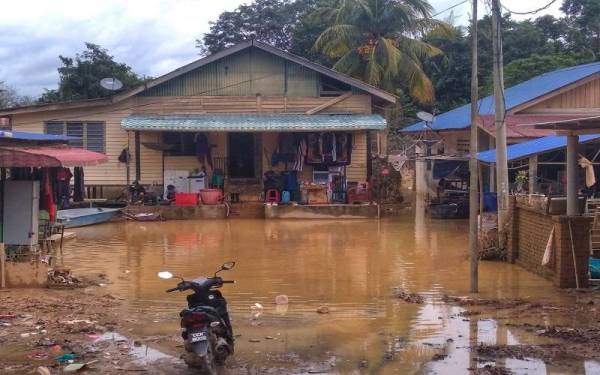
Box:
[228,133,256,178]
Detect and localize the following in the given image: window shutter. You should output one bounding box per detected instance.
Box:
[85,122,105,153]
[45,122,64,135]
[66,123,84,148]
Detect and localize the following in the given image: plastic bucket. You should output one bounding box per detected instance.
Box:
[199,189,223,205]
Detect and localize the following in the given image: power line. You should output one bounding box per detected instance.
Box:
[501,0,560,15]
[432,0,470,18]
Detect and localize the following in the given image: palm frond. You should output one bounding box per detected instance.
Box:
[314,24,358,58]
[397,36,443,60]
[365,50,384,85]
[332,50,363,76]
[376,37,401,78]
[396,53,435,104]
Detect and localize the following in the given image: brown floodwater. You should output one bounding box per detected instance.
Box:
[58,211,600,374]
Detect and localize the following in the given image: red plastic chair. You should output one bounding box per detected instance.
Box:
[265,189,280,203]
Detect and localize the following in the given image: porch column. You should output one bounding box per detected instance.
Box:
[135,131,141,182]
[566,133,579,216]
[528,155,538,194]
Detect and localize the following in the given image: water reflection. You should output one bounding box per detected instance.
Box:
[60,217,595,374]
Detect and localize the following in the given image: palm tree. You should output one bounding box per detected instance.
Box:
[313,0,447,104]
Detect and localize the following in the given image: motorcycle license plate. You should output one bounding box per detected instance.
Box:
[190,331,207,343]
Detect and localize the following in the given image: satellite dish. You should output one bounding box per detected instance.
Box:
[100,77,123,91]
[417,111,435,123]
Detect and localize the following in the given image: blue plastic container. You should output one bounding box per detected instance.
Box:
[281,190,291,204]
[483,192,498,212]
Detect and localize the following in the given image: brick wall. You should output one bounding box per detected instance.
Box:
[508,200,591,288]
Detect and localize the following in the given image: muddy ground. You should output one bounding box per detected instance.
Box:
[0,279,337,374]
[3,280,600,374]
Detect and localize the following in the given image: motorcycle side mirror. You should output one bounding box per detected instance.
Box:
[157,271,174,280]
[222,261,235,270]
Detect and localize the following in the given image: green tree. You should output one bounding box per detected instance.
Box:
[422,26,471,112]
[562,0,600,55]
[503,53,589,88]
[197,0,321,55]
[38,43,143,103]
[313,0,446,104]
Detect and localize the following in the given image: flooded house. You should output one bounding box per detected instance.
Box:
[401,61,600,204]
[401,61,600,288]
[0,41,397,219]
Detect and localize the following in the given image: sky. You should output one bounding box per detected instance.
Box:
[0,0,563,98]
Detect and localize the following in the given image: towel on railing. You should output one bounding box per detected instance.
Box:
[542,226,555,266]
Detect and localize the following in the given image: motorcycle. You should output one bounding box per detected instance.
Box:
[158,262,236,374]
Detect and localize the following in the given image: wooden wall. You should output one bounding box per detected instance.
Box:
[519,75,600,114]
[139,48,320,97]
[10,94,374,187]
[133,95,372,115]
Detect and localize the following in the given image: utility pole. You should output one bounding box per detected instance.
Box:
[492,0,509,250]
[469,0,479,293]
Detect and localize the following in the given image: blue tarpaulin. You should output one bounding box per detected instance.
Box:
[477,134,600,163]
[0,131,77,142]
[403,61,600,133]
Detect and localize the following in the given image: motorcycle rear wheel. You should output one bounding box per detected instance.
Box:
[183,343,217,375]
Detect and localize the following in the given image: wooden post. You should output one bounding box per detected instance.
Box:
[1,243,5,289]
[492,0,510,249]
[134,131,141,182]
[529,155,538,194]
[567,134,579,216]
[469,0,480,293]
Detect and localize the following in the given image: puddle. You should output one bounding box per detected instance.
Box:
[95,332,176,364]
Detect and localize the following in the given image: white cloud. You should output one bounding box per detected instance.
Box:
[0,0,563,98]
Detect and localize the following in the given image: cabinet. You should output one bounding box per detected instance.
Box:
[3,181,40,246]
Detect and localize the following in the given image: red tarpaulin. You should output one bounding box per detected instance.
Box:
[0,146,108,167]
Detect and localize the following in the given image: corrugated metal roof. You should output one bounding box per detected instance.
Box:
[477,134,600,163]
[478,115,586,139]
[0,131,77,142]
[0,145,108,167]
[121,114,386,132]
[403,61,600,133]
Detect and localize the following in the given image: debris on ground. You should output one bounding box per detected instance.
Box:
[470,364,514,375]
[393,288,424,304]
[316,306,330,314]
[47,268,84,288]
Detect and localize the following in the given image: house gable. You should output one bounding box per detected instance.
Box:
[516,73,600,114]
[139,47,321,97]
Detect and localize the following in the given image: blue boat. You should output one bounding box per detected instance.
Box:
[57,208,120,228]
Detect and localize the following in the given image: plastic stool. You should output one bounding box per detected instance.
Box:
[265,189,280,203]
[281,190,291,204]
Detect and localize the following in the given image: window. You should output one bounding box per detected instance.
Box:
[45,121,105,153]
[162,132,196,156]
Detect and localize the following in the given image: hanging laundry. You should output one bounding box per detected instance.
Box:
[41,169,56,222]
[306,133,322,165]
[335,133,351,164]
[56,168,73,209]
[542,226,555,266]
[321,132,336,163]
[73,167,85,202]
[194,133,213,170]
[578,156,596,188]
[388,154,408,172]
[293,138,307,171]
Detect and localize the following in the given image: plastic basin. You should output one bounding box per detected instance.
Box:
[200,189,223,205]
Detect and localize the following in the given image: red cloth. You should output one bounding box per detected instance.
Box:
[42,169,56,222]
